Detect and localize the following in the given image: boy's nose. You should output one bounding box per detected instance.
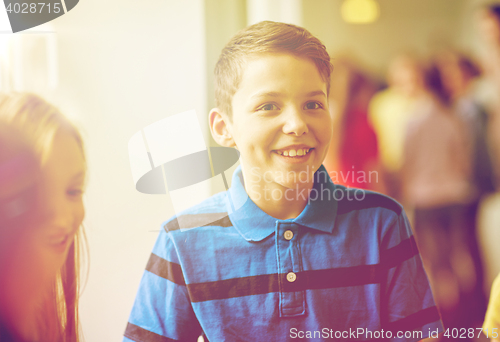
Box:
[282,108,308,136]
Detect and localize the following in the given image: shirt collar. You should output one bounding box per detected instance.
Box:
[226,165,338,242]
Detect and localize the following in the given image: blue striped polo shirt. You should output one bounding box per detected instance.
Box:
[124,165,442,342]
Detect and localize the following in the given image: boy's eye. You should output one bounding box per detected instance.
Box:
[304,102,323,110]
[258,103,279,111]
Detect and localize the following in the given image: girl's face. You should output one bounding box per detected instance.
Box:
[1,131,85,340]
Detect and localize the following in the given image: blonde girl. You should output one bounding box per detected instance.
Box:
[0,93,86,342]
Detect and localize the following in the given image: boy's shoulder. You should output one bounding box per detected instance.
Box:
[332,185,409,246]
[332,186,414,254]
[161,190,230,234]
[333,184,403,217]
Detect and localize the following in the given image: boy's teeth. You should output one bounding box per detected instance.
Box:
[277,148,311,157]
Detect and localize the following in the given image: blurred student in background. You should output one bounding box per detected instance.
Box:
[436,49,493,316]
[477,3,500,184]
[476,3,500,107]
[368,53,425,201]
[476,5,500,340]
[323,58,382,191]
[401,60,484,339]
[435,50,494,197]
[0,93,86,342]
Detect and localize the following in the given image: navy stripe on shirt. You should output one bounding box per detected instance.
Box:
[381,235,419,269]
[145,253,185,285]
[146,235,420,302]
[164,212,232,232]
[186,265,383,303]
[337,191,403,216]
[386,306,441,332]
[125,323,178,342]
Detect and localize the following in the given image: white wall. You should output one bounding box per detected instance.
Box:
[51,1,207,340]
[302,0,467,76]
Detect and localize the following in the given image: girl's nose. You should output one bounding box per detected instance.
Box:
[39,193,75,233]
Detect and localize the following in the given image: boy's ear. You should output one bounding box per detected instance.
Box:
[209,108,235,148]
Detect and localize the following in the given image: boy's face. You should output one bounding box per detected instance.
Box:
[226,53,332,191]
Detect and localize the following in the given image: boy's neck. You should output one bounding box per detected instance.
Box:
[241,172,314,220]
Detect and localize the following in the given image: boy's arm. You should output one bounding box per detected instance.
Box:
[123,228,202,342]
[380,209,443,342]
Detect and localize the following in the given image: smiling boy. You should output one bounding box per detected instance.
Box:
[212,51,332,220]
[124,21,442,342]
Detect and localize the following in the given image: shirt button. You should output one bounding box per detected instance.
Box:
[284,230,294,240]
[286,272,297,283]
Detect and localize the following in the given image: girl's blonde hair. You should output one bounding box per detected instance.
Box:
[0,92,85,342]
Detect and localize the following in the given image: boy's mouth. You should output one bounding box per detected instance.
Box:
[273,148,314,157]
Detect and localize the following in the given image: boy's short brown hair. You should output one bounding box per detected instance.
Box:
[214,21,333,117]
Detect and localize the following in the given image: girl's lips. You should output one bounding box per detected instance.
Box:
[47,233,73,254]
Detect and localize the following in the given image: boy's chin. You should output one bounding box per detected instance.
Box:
[278,176,315,190]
